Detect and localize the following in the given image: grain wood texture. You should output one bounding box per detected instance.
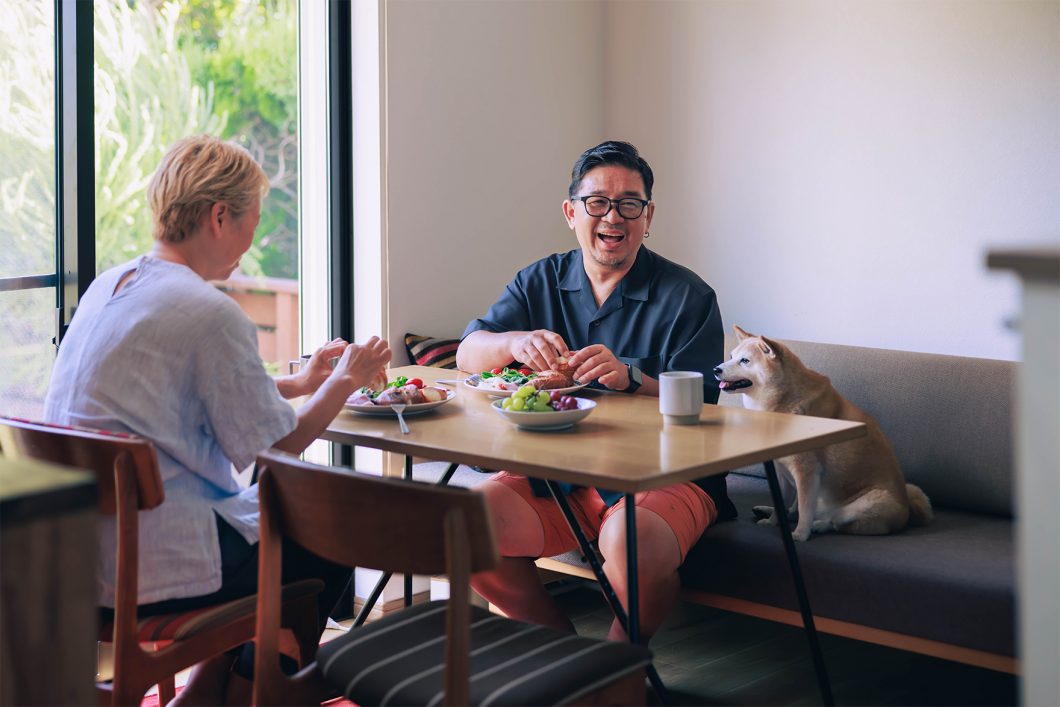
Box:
[254,450,497,707]
[324,365,866,492]
[0,418,319,707]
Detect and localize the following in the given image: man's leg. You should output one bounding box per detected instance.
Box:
[597,506,682,642]
[597,483,718,642]
[469,478,575,632]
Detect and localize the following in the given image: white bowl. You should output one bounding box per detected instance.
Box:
[490,397,596,431]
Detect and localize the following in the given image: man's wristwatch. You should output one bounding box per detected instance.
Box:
[622,363,643,394]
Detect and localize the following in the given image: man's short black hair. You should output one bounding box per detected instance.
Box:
[568,140,654,200]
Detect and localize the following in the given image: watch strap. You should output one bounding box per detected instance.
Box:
[622,363,642,394]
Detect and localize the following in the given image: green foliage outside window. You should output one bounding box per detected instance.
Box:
[175,0,299,279]
[2,0,298,280]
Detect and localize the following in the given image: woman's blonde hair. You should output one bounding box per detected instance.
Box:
[147,135,269,243]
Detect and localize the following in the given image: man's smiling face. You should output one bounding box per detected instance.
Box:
[563,165,654,272]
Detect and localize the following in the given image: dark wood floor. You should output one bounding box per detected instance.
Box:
[551,581,1017,707]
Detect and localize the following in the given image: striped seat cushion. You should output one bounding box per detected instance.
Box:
[317,601,651,706]
[405,333,459,369]
[99,579,324,643]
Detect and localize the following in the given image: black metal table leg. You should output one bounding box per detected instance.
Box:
[624,492,640,644]
[544,481,669,706]
[354,462,463,627]
[763,460,835,707]
[404,455,414,607]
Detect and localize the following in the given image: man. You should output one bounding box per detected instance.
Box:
[458,140,736,642]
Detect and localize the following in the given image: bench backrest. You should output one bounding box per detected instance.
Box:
[717,337,1015,517]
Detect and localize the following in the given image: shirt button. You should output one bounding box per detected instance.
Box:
[591,321,601,328]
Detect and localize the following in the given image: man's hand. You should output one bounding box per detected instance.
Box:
[509,330,571,372]
[567,344,630,390]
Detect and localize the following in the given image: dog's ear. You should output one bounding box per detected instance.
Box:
[759,336,782,360]
[733,325,753,341]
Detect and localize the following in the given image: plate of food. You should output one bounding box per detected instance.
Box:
[463,361,588,398]
[491,388,596,431]
[345,376,455,416]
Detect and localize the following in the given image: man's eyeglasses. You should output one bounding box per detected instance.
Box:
[572,196,650,220]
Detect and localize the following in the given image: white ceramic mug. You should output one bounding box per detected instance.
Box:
[289,353,338,375]
[659,371,704,425]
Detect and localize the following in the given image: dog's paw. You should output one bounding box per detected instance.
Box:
[752,505,774,520]
[792,526,812,541]
[811,519,834,534]
[756,516,778,526]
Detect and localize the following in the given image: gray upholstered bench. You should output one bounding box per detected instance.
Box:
[414,337,1018,674]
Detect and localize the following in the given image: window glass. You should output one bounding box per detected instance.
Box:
[0,1,57,419]
[94,0,299,372]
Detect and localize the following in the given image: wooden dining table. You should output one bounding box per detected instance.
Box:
[322,364,866,705]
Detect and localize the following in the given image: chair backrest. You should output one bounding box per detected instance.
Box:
[0,417,164,514]
[256,450,498,576]
[254,449,499,707]
[0,415,165,665]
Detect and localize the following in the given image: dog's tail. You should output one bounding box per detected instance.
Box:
[906,484,934,525]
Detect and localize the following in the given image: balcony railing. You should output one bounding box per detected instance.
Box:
[214,275,299,373]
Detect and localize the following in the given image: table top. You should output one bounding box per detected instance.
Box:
[323,365,866,493]
[0,457,97,527]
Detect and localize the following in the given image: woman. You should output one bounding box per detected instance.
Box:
[44,135,390,704]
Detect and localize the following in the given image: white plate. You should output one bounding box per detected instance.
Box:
[464,374,589,398]
[491,397,596,431]
[345,390,455,417]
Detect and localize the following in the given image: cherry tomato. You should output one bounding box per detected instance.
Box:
[518,368,532,376]
[407,378,424,389]
[490,367,504,375]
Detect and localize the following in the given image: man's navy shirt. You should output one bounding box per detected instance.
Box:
[463,246,736,519]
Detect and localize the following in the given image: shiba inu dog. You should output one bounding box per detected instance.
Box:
[713,326,933,541]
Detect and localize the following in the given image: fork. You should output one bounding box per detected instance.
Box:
[391,403,411,434]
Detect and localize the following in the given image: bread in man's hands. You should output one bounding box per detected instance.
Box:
[531,356,577,390]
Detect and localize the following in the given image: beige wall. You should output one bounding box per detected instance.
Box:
[383,0,1059,361]
[385,0,606,352]
[603,0,1058,359]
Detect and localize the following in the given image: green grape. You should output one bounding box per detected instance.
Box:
[510,396,526,411]
[535,391,551,405]
[531,400,552,413]
[517,385,536,398]
[501,397,513,410]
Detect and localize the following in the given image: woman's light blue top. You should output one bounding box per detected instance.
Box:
[45,256,296,606]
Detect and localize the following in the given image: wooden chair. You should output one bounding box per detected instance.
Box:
[253,449,652,707]
[0,417,322,706]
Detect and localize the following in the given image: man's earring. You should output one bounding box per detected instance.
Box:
[645,231,650,238]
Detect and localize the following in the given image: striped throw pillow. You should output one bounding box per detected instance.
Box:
[404,333,459,369]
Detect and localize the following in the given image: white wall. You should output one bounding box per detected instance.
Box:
[381,0,1058,362]
[604,0,1059,359]
[385,0,606,357]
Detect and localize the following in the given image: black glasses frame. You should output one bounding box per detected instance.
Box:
[572,196,650,220]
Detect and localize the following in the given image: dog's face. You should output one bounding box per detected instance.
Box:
[713,326,783,395]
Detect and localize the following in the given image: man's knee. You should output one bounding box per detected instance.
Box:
[598,507,683,577]
[480,480,547,557]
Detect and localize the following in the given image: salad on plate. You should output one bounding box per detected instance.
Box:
[347,375,449,407]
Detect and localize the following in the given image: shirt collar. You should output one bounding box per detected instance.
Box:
[558,246,653,302]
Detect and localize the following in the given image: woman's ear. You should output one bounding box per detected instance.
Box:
[207,203,227,236]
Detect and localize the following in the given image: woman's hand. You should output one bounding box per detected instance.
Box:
[278,335,392,456]
[334,336,392,393]
[299,338,348,395]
